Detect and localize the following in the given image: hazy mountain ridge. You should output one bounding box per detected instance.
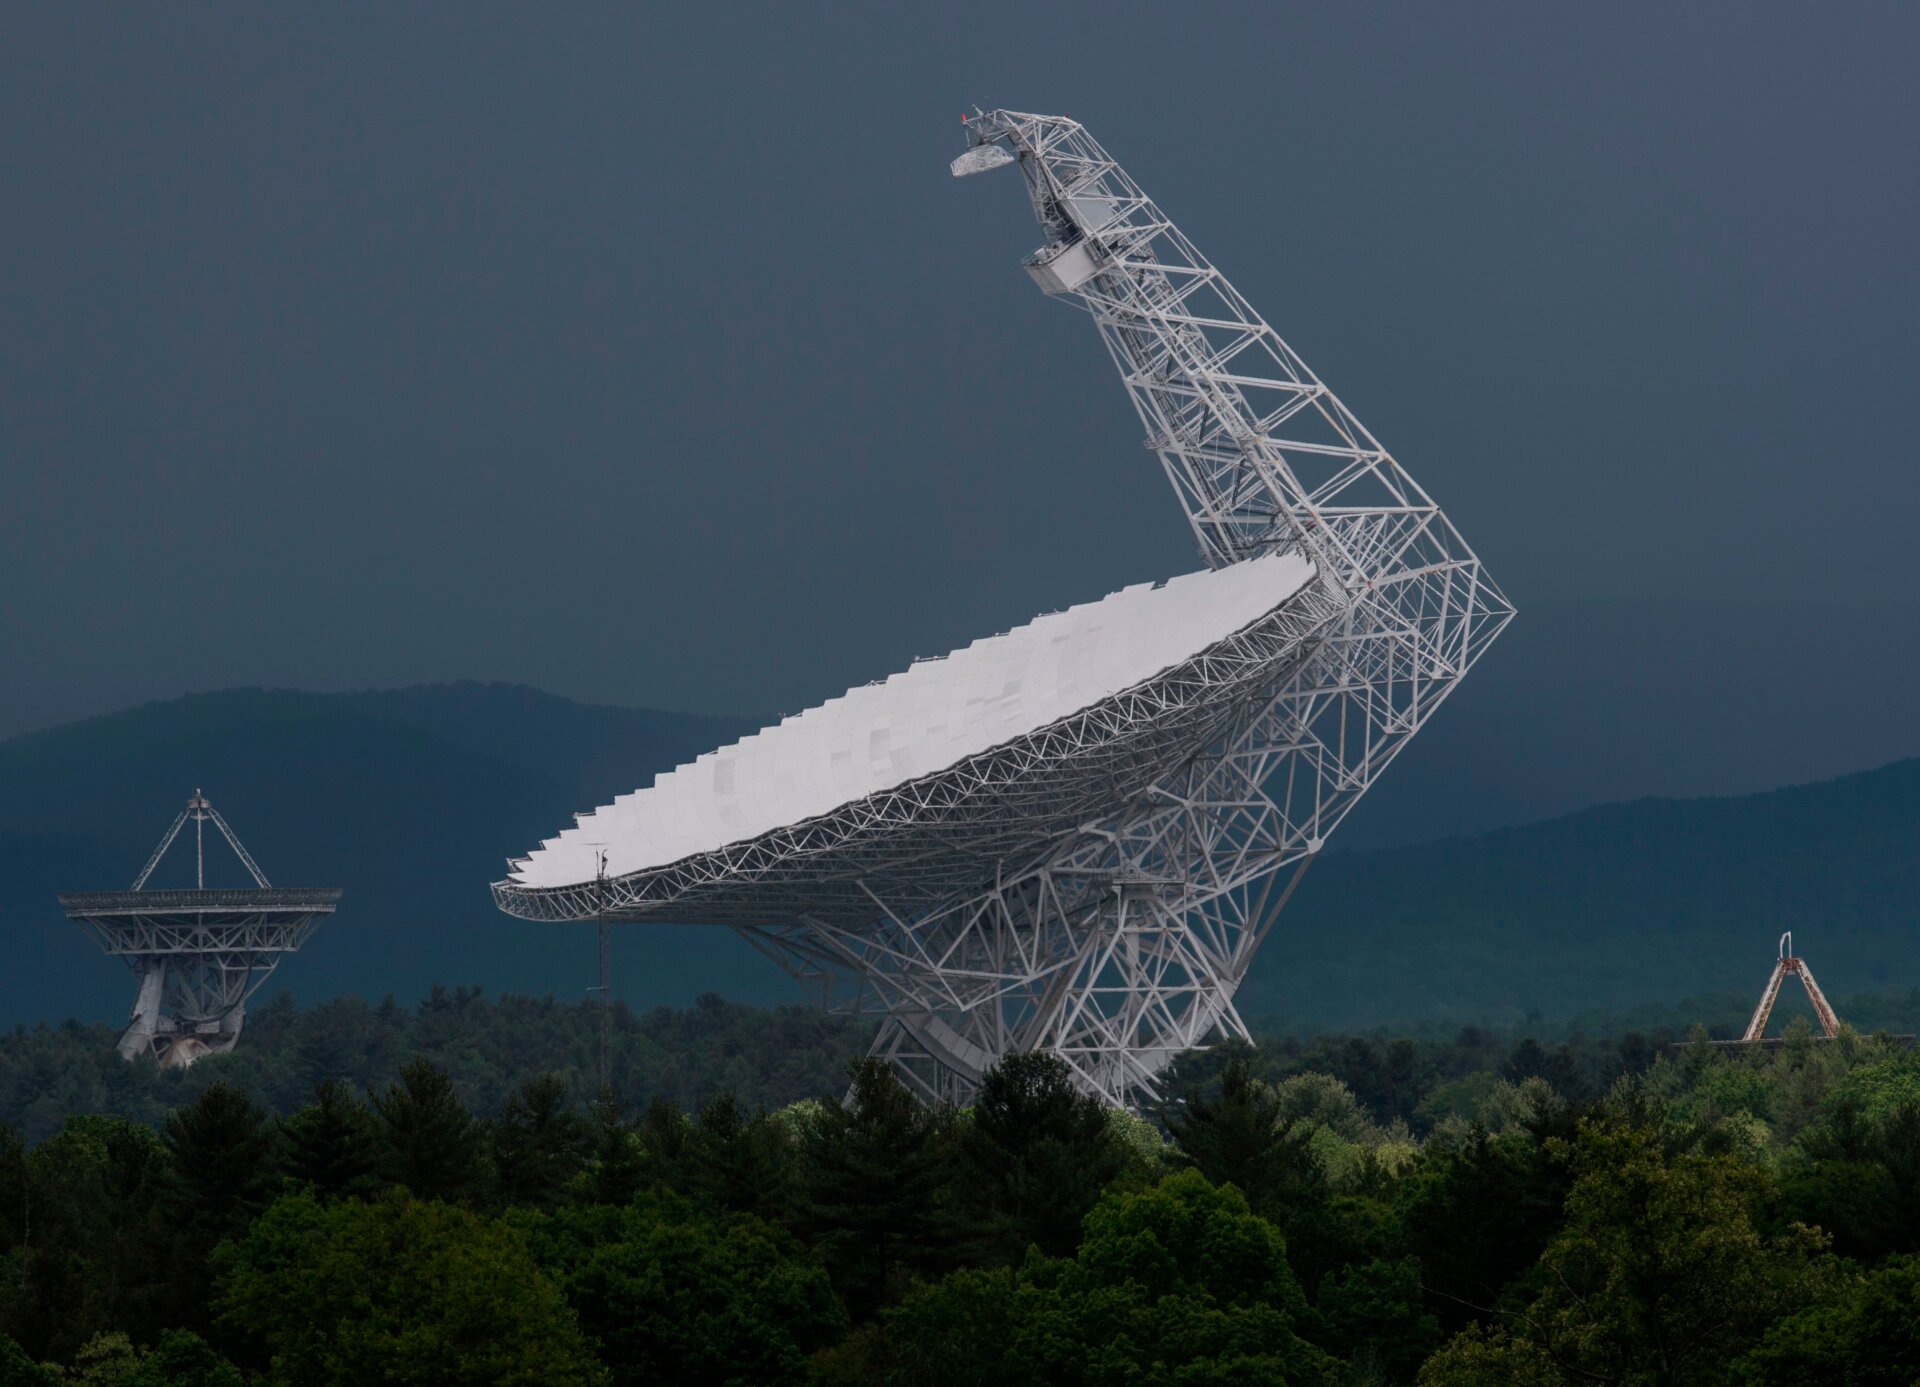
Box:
[1244,756,1920,1025]
[1331,595,1920,848]
[0,679,1912,1032]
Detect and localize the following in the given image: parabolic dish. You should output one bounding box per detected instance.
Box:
[60,887,341,953]
[495,550,1333,924]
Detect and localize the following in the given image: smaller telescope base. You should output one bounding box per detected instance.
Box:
[115,962,245,1068]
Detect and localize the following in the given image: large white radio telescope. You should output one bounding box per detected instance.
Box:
[495,110,1512,1106]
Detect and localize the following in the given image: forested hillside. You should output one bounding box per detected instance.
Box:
[1240,756,1920,1024]
[1236,756,1912,1014]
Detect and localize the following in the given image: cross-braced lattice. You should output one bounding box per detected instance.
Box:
[495,111,1511,1107]
[60,791,339,1066]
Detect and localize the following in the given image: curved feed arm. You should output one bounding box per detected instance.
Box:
[955,108,1494,617]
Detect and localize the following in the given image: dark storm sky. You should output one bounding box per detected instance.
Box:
[4,3,1915,737]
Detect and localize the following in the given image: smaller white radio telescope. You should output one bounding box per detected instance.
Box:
[495,110,1511,1105]
[61,791,339,1067]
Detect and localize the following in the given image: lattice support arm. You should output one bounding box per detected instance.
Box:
[131,810,190,891]
[206,805,272,888]
[499,112,1512,1109]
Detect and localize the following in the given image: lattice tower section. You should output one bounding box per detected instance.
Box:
[733,111,1513,1105]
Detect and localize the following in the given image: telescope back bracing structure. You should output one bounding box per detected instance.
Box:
[494,111,1512,1106]
[60,792,339,1067]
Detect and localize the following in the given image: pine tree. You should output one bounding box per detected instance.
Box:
[682,1091,795,1223]
[372,1057,483,1204]
[635,1096,687,1188]
[1166,1057,1323,1213]
[586,1093,647,1207]
[0,1126,27,1250]
[163,1082,276,1242]
[281,1080,381,1200]
[964,1051,1123,1261]
[802,1058,963,1320]
[489,1073,587,1208]
[0,1332,52,1387]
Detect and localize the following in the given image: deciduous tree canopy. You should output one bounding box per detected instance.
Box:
[0,1001,1913,1383]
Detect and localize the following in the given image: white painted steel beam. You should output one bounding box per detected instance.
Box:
[493,111,1512,1108]
[62,795,338,1068]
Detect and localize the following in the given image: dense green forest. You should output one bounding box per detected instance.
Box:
[11,984,1920,1142]
[1,993,1918,1383]
[0,990,872,1144]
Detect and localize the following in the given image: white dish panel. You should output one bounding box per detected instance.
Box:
[511,552,1313,888]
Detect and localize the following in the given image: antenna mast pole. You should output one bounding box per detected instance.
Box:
[598,920,611,1092]
[591,848,611,1093]
[131,809,191,890]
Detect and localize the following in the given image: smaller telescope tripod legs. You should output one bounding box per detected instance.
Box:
[116,964,168,1061]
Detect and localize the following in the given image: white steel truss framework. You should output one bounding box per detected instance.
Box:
[494,111,1511,1107]
[60,792,339,1065]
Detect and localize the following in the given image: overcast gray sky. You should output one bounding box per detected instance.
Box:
[4,3,1915,739]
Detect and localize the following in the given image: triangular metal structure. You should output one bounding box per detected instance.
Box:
[1743,931,1842,1041]
[130,788,273,891]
